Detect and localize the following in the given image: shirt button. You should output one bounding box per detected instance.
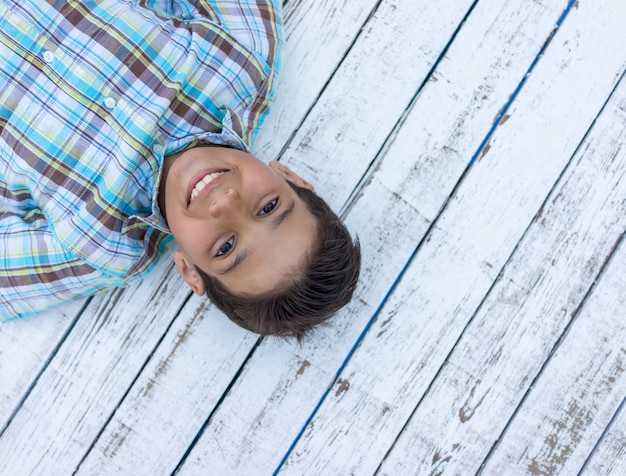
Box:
[104,97,116,109]
[43,50,54,63]
[152,143,164,155]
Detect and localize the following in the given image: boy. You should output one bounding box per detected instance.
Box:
[0,0,360,339]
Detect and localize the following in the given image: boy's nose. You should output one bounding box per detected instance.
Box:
[208,188,241,217]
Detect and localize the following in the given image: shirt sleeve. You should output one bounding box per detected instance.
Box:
[194,0,282,65]
[0,212,125,322]
[193,0,284,147]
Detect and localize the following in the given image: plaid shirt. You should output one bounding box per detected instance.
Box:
[0,0,282,320]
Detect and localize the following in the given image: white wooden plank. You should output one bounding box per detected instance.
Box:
[253,0,380,160]
[480,238,626,475]
[0,300,83,428]
[581,400,626,476]
[275,0,475,212]
[376,63,626,475]
[275,0,626,473]
[0,254,190,475]
[74,295,257,475]
[175,0,580,473]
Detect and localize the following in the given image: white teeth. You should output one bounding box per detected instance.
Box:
[191,172,223,200]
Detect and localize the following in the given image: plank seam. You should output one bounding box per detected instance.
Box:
[0,297,90,439]
[170,337,265,476]
[71,288,194,475]
[274,0,385,164]
[270,1,507,472]
[273,0,582,473]
[477,229,626,474]
[468,0,577,166]
[577,394,626,475]
[472,54,626,468]
[339,0,481,218]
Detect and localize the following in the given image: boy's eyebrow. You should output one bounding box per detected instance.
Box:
[219,200,296,275]
[219,249,250,275]
[271,200,295,229]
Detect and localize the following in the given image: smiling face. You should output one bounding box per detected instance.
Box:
[158,145,317,296]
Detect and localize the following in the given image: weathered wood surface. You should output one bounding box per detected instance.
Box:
[254,0,382,161]
[378,49,626,475]
[178,0,608,473]
[277,0,626,473]
[275,0,476,212]
[481,236,626,474]
[0,300,81,428]
[0,255,191,474]
[581,399,626,476]
[1,0,625,474]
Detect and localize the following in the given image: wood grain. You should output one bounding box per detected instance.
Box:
[177,0,589,473]
[74,295,257,475]
[275,0,476,212]
[0,255,189,474]
[1,0,624,473]
[279,0,626,473]
[253,0,381,161]
[0,300,83,429]
[378,58,626,476]
[580,400,626,476]
[481,237,626,474]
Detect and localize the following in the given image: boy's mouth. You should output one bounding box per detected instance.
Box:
[188,169,227,205]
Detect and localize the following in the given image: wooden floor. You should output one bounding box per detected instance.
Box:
[1,0,625,474]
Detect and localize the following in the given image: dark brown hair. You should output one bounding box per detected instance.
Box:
[196,181,361,341]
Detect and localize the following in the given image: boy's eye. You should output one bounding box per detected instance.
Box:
[217,236,234,257]
[258,198,278,216]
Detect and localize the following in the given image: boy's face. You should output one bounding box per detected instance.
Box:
[159,146,316,296]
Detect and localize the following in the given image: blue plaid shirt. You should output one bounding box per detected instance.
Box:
[0,0,282,320]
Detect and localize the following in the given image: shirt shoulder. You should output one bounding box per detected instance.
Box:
[169,0,283,69]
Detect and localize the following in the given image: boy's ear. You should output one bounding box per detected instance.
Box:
[269,160,314,191]
[173,250,206,296]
